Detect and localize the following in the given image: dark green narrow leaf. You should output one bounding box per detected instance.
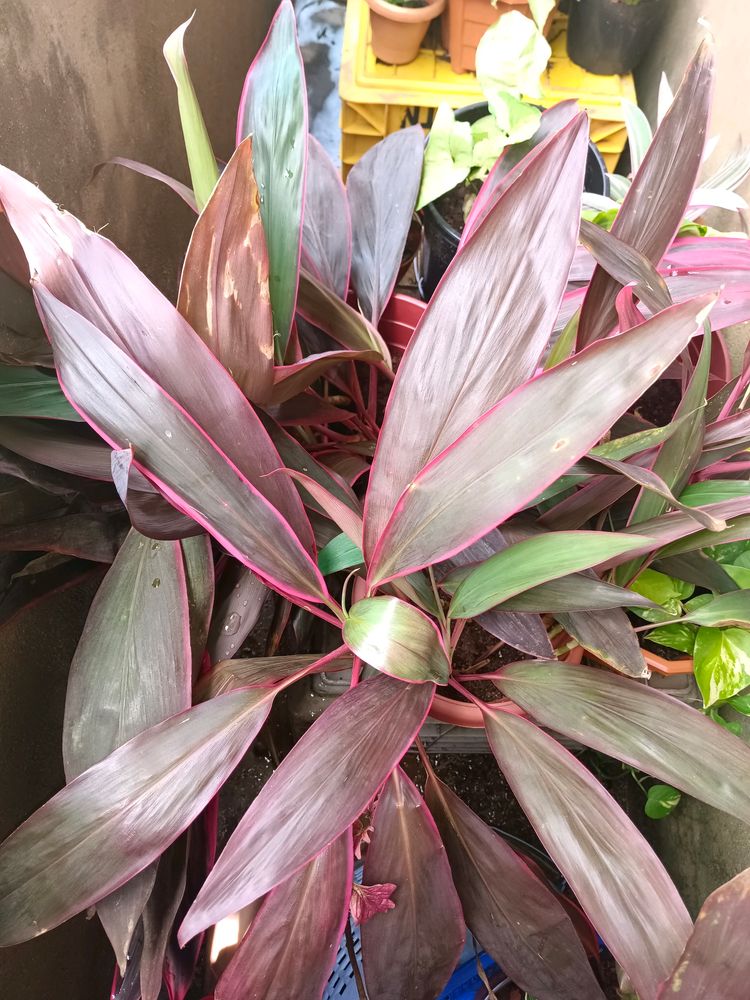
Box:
[0,364,81,421]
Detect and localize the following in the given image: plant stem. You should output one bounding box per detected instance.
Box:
[345,921,368,1000]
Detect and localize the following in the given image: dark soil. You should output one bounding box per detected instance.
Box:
[447,618,531,702]
[633,377,681,426]
[433,182,477,234]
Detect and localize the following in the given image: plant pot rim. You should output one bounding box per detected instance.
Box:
[366,0,446,24]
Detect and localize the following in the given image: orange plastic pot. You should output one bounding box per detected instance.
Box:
[365,0,447,65]
[379,292,427,351]
[443,0,556,74]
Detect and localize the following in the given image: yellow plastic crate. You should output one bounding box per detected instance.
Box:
[340,0,635,174]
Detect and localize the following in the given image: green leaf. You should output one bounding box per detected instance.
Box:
[590,414,689,461]
[487,93,541,146]
[448,531,653,619]
[647,622,698,655]
[622,99,653,174]
[680,480,750,507]
[708,707,742,737]
[544,309,579,370]
[417,104,473,211]
[644,784,681,820]
[318,533,364,576]
[694,626,750,706]
[343,596,450,684]
[707,538,750,565]
[728,692,750,715]
[630,568,694,606]
[682,591,750,628]
[476,11,551,100]
[0,364,81,421]
[725,564,750,588]
[163,15,219,211]
[528,0,555,30]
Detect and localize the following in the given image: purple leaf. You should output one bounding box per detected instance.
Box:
[140,835,189,1000]
[180,535,214,678]
[557,607,646,677]
[280,468,363,546]
[178,138,274,404]
[485,710,691,1000]
[302,135,351,298]
[347,127,423,326]
[425,773,603,1000]
[364,114,589,561]
[197,652,352,701]
[0,417,114,480]
[361,768,465,1000]
[206,559,267,663]
[351,881,396,924]
[180,674,434,943]
[577,43,714,347]
[270,348,380,405]
[236,0,306,358]
[34,285,328,605]
[0,686,275,947]
[112,447,203,541]
[0,512,125,563]
[92,157,198,212]
[297,267,392,361]
[657,868,750,998]
[496,659,750,823]
[0,163,313,550]
[215,831,352,1000]
[578,218,671,314]
[368,296,715,587]
[500,574,656,613]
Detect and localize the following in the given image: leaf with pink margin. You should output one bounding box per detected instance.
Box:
[558,606,646,677]
[657,868,750,998]
[368,295,716,587]
[302,135,351,298]
[0,163,313,552]
[92,157,198,213]
[495,659,750,823]
[180,534,214,679]
[111,448,203,541]
[196,652,352,701]
[207,559,267,663]
[0,418,115,480]
[270,348,380,405]
[178,138,274,404]
[297,268,392,362]
[351,882,396,924]
[0,686,275,947]
[236,0,306,358]
[279,468,363,546]
[577,43,714,347]
[485,710,692,1000]
[364,115,589,559]
[361,768,465,1000]
[35,284,328,604]
[180,674,435,943]
[215,830,352,1000]
[347,127,423,326]
[425,773,604,1000]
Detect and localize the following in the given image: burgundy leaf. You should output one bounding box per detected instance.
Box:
[111,447,203,541]
[178,138,274,404]
[577,43,714,347]
[35,285,328,604]
[92,157,198,212]
[485,710,691,1000]
[0,686,275,947]
[351,881,396,925]
[206,559,267,663]
[297,267,392,361]
[180,674,434,943]
[215,831,352,1000]
[365,114,589,561]
[302,134,352,298]
[0,163,313,550]
[425,773,603,1000]
[578,218,671,314]
[180,534,214,679]
[196,651,351,701]
[0,512,125,562]
[280,468,363,546]
[270,348,380,405]
[361,768,465,1000]
[0,417,115,481]
[347,127,423,326]
[140,835,189,1000]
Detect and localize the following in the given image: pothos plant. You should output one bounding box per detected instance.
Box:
[3,5,750,999]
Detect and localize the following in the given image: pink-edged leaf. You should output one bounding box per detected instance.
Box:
[180,534,214,678]
[271,391,355,427]
[351,881,396,924]
[578,218,672,314]
[0,512,125,562]
[0,686,275,947]
[35,285,328,604]
[461,101,580,246]
[496,659,750,823]
[657,868,750,998]
[361,767,465,1000]
[485,710,691,1000]
[365,114,589,560]
[501,574,656,613]
[577,43,714,347]
[140,834,189,1000]
[215,830,352,1000]
[61,528,192,967]
[92,157,198,212]
[270,348,380,405]
[343,596,450,684]
[280,468,363,546]
[236,0,306,358]
[111,448,203,541]
[557,606,646,677]
[302,134,351,298]
[368,296,715,586]
[0,164,312,550]
[347,127,423,326]
[178,138,273,404]
[0,417,115,480]
[206,559,267,662]
[180,674,435,943]
[197,651,352,701]
[297,268,392,362]
[425,773,604,1000]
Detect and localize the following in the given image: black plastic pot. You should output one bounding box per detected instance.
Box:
[418,101,609,300]
[566,0,666,76]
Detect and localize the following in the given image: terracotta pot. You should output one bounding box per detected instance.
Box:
[365,0,447,65]
[379,292,427,351]
[443,0,556,74]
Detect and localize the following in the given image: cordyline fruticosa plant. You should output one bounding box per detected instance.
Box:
[4,6,750,998]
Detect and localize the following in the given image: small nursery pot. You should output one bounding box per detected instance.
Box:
[442,0,555,75]
[379,292,428,351]
[566,0,666,76]
[365,0,446,65]
[418,101,609,299]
